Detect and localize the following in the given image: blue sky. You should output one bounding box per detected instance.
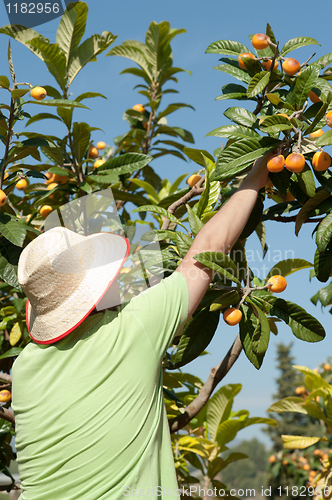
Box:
[0,0,332,445]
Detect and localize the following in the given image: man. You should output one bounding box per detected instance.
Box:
[12,156,269,499]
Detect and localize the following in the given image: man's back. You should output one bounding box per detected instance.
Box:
[12,272,189,499]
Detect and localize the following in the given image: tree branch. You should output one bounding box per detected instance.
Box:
[0,407,15,425]
[0,373,12,384]
[169,334,243,433]
[161,176,205,230]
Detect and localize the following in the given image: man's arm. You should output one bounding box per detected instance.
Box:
[176,154,270,320]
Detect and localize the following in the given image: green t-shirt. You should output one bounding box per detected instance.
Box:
[12,271,189,499]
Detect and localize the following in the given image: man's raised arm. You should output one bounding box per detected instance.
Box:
[176,154,270,320]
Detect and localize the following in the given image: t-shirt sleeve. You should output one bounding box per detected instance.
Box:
[123,271,189,361]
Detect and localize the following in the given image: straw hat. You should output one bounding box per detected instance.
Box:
[18,227,130,344]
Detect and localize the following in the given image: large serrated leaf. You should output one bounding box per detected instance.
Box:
[265,258,313,279]
[239,304,265,370]
[295,189,331,235]
[247,298,270,355]
[0,214,27,247]
[206,40,251,56]
[67,31,116,86]
[193,251,240,285]
[223,107,257,127]
[281,435,322,450]
[316,213,332,252]
[131,205,187,230]
[97,153,152,176]
[267,397,310,414]
[294,66,319,109]
[280,37,320,57]
[259,115,293,134]
[252,291,325,342]
[56,1,88,65]
[186,205,204,237]
[206,384,242,442]
[183,147,215,166]
[314,246,332,283]
[214,64,251,84]
[173,309,219,368]
[295,163,316,199]
[247,71,270,98]
[213,137,278,181]
[207,124,260,140]
[317,130,332,147]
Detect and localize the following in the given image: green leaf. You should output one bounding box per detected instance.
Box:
[72,122,90,163]
[210,291,241,312]
[280,37,320,57]
[9,322,22,346]
[193,251,240,285]
[206,384,242,442]
[207,124,260,140]
[56,1,88,65]
[314,246,332,283]
[214,64,251,84]
[259,115,293,134]
[246,298,270,355]
[316,213,332,252]
[0,214,27,247]
[158,103,195,119]
[27,37,67,91]
[173,309,220,368]
[97,153,152,176]
[0,76,10,89]
[75,92,107,102]
[213,137,278,181]
[216,83,252,101]
[26,112,62,127]
[252,291,325,343]
[206,40,251,56]
[295,163,316,198]
[11,89,29,100]
[267,396,311,414]
[131,205,187,230]
[183,147,215,166]
[317,129,332,147]
[0,347,23,359]
[265,259,313,279]
[107,42,152,81]
[294,66,320,109]
[223,107,257,127]
[67,31,116,86]
[26,99,88,109]
[129,178,160,203]
[247,71,270,98]
[186,204,204,237]
[215,419,243,449]
[305,94,332,135]
[295,189,331,235]
[281,435,322,450]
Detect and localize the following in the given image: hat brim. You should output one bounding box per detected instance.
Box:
[26,233,130,344]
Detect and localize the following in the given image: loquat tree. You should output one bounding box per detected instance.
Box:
[0,8,331,497]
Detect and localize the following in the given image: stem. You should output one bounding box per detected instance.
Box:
[161,176,205,230]
[0,96,15,190]
[169,335,243,433]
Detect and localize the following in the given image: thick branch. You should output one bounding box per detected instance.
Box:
[169,334,242,433]
[0,407,15,425]
[162,176,205,230]
[0,373,12,384]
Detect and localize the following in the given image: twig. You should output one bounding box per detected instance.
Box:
[169,334,243,433]
[300,53,316,68]
[161,176,205,230]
